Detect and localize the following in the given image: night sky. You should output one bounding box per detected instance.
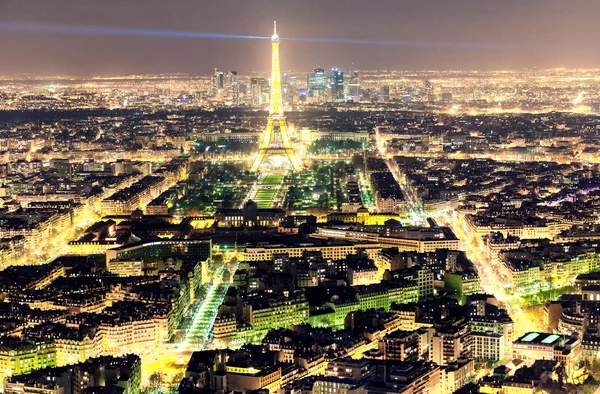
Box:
[0,0,599,75]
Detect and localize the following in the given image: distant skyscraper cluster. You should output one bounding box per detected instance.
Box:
[305,66,357,104]
[212,68,243,105]
[249,77,268,106]
[211,64,366,106]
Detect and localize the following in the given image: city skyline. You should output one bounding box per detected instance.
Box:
[3,6,600,394]
[1,0,600,75]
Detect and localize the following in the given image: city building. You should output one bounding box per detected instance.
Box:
[330,68,344,103]
[307,67,328,103]
[512,332,580,371]
[4,355,141,394]
[345,70,360,102]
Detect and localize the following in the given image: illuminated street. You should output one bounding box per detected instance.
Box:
[430,207,547,336]
[180,263,230,351]
[139,261,236,387]
[388,145,547,338]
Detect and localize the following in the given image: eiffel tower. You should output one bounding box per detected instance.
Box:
[251,22,302,172]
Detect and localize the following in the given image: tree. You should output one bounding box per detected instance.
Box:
[317,193,330,209]
[148,372,163,392]
[169,372,184,390]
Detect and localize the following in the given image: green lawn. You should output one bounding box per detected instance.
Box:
[254,189,278,208]
[252,174,284,208]
[262,175,283,185]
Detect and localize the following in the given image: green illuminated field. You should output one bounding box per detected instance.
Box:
[254,189,278,208]
[250,174,285,208]
[262,174,284,185]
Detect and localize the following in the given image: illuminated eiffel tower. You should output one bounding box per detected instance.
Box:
[251,22,302,172]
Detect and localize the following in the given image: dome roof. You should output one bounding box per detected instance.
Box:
[243,199,258,210]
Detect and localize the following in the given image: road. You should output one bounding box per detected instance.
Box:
[16,204,99,267]
[385,157,425,224]
[140,260,234,388]
[384,155,545,337]
[357,171,376,209]
[430,207,545,336]
[180,263,230,351]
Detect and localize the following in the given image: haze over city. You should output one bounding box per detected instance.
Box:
[1,0,600,74]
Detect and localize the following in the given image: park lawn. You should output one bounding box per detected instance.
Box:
[254,189,278,208]
[262,174,284,185]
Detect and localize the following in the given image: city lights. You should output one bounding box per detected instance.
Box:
[1,7,600,394]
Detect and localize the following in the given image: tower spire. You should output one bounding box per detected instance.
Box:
[272,21,279,42]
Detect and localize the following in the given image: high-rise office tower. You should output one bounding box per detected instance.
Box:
[346,70,360,102]
[212,68,224,96]
[227,71,239,104]
[288,76,297,90]
[250,78,259,105]
[282,73,297,106]
[307,67,328,103]
[285,75,298,96]
[330,68,344,102]
[378,85,390,103]
[250,77,270,106]
[425,80,435,103]
[283,73,289,95]
[228,71,238,85]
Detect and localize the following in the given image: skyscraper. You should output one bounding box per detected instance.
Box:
[250,78,269,106]
[227,71,239,104]
[228,71,237,85]
[425,80,435,103]
[282,73,297,106]
[283,73,289,95]
[212,68,224,96]
[378,85,390,103]
[285,75,297,97]
[346,71,360,102]
[330,68,344,102]
[307,67,328,103]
